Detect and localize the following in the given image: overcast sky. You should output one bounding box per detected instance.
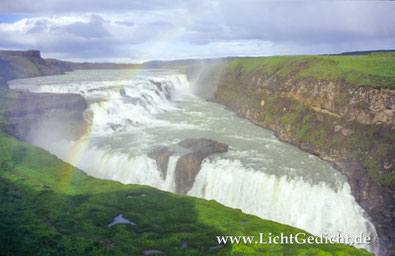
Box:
[0,0,394,63]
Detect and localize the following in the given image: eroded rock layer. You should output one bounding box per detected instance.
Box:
[214,63,395,253]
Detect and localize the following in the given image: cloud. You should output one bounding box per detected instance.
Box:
[184,1,395,44]
[53,15,109,39]
[0,0,198,14]
[0,0,394,62]
[115,20,134,27]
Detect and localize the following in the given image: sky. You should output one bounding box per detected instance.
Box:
[0,0,394,63]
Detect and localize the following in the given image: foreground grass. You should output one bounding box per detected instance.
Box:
[227,52,395,88]
[0,91,373,255]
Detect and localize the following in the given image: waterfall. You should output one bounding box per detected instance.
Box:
[9,69,379,254]
[189,158,378,252]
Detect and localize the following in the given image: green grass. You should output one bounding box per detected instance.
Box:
[0,89,373,255]
[0,88,19,129]
[10,56,41,77]
[297,124,311,139]
[227,53,395,88]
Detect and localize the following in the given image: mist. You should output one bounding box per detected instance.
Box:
[26,117,84,156]
[186,59,227,99]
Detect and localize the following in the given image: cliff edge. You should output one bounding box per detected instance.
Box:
[214,53,395,254]
[0,50,71,88]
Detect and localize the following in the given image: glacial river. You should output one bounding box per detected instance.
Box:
[9,69,378,254]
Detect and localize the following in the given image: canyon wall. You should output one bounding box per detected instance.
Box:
[0,91,88,142]
[1,49,392,254]
[0,50,70,88]
[213,55,395,254]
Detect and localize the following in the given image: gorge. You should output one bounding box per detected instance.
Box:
[1,50,393,256]
[6,67,382,255]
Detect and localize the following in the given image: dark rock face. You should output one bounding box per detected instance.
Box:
[148,147,173,179]
[148,138,228,194]
[0,50,70,89]
[2,91,89,141]
[178,138,229,155]
[175,138,228,194]
[0,59,17,88]
[149,80,171,100]
[0,50,41,58]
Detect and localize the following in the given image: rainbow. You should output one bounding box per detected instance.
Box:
[54,14,199,192]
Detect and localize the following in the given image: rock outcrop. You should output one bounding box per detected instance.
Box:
[278,78,394,127]
[148,147,173,179]
[175,138,228,194]
[0,50,71,88]
[214,62,395,254]
[148,138,228,194]
[1,91,89,141]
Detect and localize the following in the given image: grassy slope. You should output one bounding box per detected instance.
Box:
[0,90,372,255]
[227,53,395,89]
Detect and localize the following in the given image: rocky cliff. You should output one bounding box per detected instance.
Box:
[213,54,395,254]
[0,89,89,142]
[0,50,70,88]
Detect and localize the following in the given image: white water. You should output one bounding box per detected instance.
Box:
[9,69,379,254]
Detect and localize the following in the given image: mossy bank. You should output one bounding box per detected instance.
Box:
[0,89,373,255]
[214,53,395,254]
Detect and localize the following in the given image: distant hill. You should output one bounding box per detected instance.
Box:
[0,50,144,88]
[143,57,235,69]
[45,58,141,70]
[1,48,393,89]
[333,49,395,56]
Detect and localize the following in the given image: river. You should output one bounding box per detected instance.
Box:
[9,69,378,254]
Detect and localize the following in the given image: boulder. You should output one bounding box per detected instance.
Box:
[148,147,173,179]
